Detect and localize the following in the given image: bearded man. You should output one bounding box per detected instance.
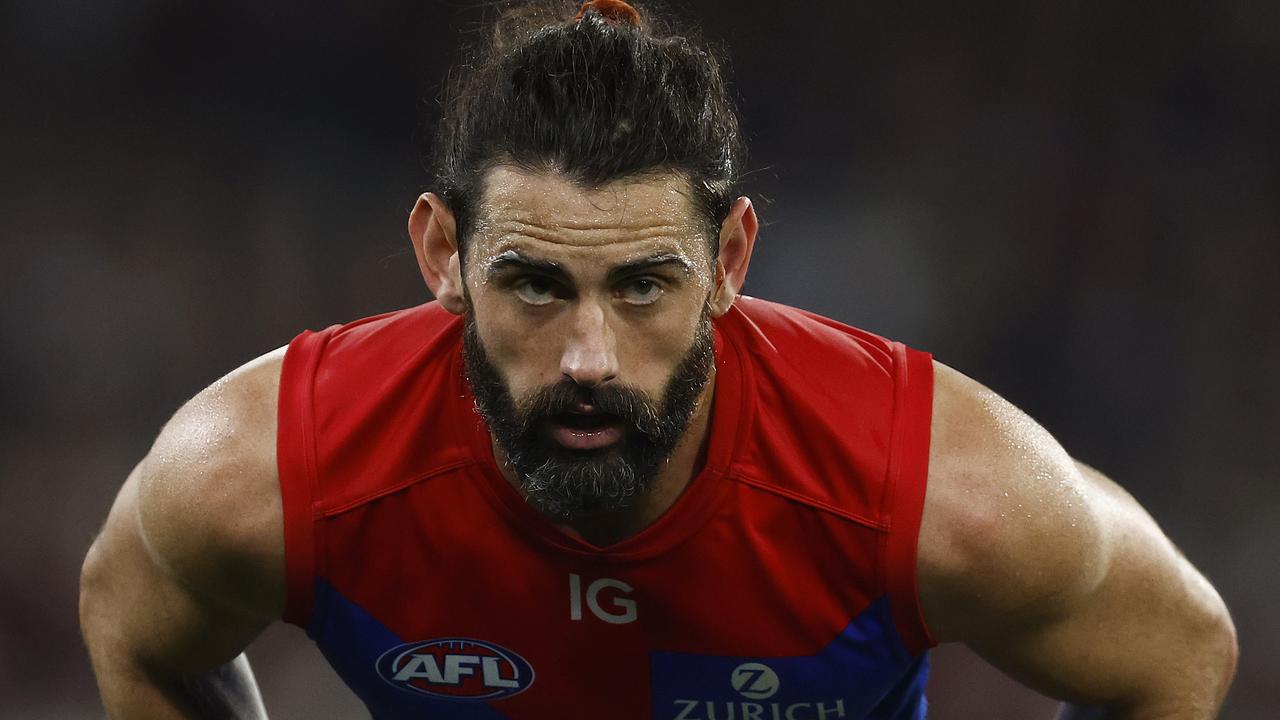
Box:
[80,1,1236,718]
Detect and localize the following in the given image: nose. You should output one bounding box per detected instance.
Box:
[559,299,619,388]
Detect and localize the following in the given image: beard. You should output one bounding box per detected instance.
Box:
[462,310,714,519]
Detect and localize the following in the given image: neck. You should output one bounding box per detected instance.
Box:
[493,372,716,547]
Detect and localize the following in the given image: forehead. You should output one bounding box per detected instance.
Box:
[470,166,707,262]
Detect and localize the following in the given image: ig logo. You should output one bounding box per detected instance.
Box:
[730,662,780,700]
[568,573,637,624]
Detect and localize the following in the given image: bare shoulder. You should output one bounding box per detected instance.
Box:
[917,361,1237,711]
[134,346,288,618]
[917,360,1108,643]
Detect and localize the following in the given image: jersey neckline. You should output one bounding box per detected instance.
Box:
[450,310,752,562]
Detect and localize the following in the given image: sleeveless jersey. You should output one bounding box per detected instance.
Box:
[277,297,937,720]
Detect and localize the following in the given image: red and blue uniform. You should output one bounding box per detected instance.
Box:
[278,297,937,719]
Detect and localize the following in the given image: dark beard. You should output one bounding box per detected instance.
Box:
[462,311,714,518]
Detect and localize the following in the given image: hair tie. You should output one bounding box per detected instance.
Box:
[574,0,641,26]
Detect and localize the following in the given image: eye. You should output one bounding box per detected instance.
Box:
[618,277,664,305]
[513,277,559,305]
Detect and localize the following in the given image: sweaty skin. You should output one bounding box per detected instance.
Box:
[81,168,1236,718]
[921,364,1237,716]
[80,349,284,719]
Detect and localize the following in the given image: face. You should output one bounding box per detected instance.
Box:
[459,167,718,517]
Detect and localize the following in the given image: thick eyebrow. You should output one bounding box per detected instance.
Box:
[483,250,695,283]
[484,250,569,282]
[606,253,695,282]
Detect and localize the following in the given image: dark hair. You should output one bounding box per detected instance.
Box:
[431,0,745,258]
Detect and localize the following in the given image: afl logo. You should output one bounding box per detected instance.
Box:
[375,638,535,701]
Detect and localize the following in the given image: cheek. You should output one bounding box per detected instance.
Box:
[469,296,564,392]
[613,302,707,388]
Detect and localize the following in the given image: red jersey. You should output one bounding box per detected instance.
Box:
[278,297,937,719]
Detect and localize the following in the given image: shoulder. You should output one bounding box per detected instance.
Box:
[135,347,286,619]
[727,297,898,360]
[918,361,1108,642]
[722,298,902,396]
[717,298,933,532]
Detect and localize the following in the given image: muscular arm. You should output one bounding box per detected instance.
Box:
[919,362,1237,718]
[80,349,286,718]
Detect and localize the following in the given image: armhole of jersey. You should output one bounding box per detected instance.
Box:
[277,328,328,628]
[883,345,938,655]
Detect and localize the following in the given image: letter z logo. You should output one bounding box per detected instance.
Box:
[730,662,780,700]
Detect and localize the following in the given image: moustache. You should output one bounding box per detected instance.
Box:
[514,380,664,439]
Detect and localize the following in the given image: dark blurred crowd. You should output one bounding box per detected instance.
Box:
[1,1,1275,717]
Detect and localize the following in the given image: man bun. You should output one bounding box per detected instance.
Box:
[432,0,745,259]
[573,0,642,26]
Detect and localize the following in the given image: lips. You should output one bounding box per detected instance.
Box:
[548,412,624,450]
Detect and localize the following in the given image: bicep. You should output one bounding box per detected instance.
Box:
[81,353,286,715]
[968,462,1236,713]
[80,463,271,678]
[919,363,1236,714]
[920,363,1108,647]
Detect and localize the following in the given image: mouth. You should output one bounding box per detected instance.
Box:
[547,411,624,450]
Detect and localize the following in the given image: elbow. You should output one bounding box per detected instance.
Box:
[1175,581,1238,714]
[1193,568,1239,706]
[1209,602,1239,706]
[78,536,107,645]
[79,533,124,660]
[1137,578,1239,717]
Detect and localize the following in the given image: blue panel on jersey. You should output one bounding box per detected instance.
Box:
[649,596,929,719]
[308,579,512,720]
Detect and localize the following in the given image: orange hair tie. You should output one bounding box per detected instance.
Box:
[574,0,641,26]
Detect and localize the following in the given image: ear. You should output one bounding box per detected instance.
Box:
[708,197,758,316]
[408,192,467,315]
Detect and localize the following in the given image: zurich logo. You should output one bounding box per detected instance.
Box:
[375,637,535,701]
[730,662,780,700]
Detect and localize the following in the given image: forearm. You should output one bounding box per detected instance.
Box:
[1055,706,1109,720]
[1068,462,1238,718]
[1055,698,1223,720]
[1043,466,1237,720]
[81,448,284,720]
[1049,655,1236,720]
[91,652,268,720]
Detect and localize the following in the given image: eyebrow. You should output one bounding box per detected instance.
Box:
[485,250,567,281]
[483,250,695,283]
[606,253,695,282]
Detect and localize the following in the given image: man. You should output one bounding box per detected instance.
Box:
[79,1,1236,718]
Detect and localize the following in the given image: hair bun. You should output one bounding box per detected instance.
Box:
[574,0,641,26]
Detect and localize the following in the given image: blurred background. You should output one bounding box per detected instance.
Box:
[2,0,1276,717]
